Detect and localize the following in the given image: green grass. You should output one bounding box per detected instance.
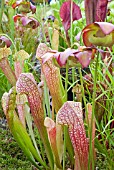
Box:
[0,1,114,170]
[0,121,113,170]
[0,126,32,170]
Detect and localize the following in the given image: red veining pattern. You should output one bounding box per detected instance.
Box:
[57,101,88,170]
[16,73,45,137]
[95,0,108,22]
[6,74,54,168]
[0,58,17,85]
[36,43,65,113]
[42,60,65,113]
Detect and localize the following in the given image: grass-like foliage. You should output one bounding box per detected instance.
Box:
[0,0,114,170]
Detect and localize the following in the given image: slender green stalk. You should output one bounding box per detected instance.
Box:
[65,62,69,100]
[0,0,4,30]
[37,129,46,162]
[78,67,87,116]
[25,108,41,156]
[72,67,75,100]
[88,55,99,170]
[70,0,77,101]
[8,6,15,41]
[63,62,69,170]
[8,6,15,66]
[62,63,75,168]
[63,126,67,170]
[44,77,51,118]
[66,128,74,166]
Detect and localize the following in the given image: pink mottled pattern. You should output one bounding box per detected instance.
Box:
[14,61,23,79]
[36,43,50,59]
[57,101,88,170]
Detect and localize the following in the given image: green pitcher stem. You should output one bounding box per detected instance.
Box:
[65,62,69,100]
[8,6,15,42]
[63,126,67,170]
[63,62,69,169]
[88,55,99,170]
[78,67,88,117]
[64,62,74,168]
[0,0,4,29]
